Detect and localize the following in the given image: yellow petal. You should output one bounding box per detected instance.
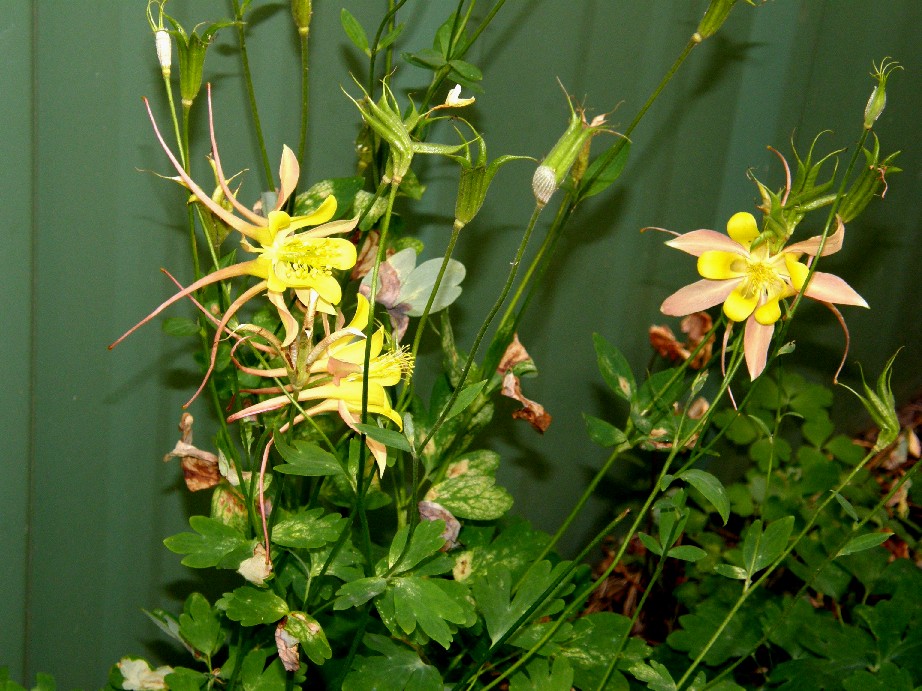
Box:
[323,238,359,270]
[288,195,337,230]
[753,296,782,325]
[347,294,370,331]
[266,210,291,238]
[784,254,809,291]
[698,251,747,280]
[726,212,759,246]
[311,274,343,305]
[723,287,758,322]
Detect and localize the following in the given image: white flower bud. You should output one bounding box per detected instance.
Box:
[532,164,556,208]
[155,29,172,75]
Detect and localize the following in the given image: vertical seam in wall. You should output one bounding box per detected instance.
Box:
[24,0,38,678]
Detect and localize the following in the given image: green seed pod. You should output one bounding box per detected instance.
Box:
[164,17,233,109]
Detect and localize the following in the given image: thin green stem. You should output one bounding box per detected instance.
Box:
[396,220,464,411]
[231,0,274,189]
[162,73,187,170]
[366,0,410,97]
[517,442,631,589]
[297,29,310,167]
[580,37,698,198]
[419,205,543,452]
[354,181,400,564]
[596,528,676,691]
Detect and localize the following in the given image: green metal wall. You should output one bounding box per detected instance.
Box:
[3,1,920,686]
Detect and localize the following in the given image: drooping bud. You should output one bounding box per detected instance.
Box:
[532,87,609,208]
[864,57,901,129]
[291,0,312,36]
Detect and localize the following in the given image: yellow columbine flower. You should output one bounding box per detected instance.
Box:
[660,212,867,379]
[111,87,359,407]
[228,296,413,474]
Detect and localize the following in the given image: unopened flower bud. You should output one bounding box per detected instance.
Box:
[864,57,901,129]
[291,0,312,36]
[155,29,172,75]
[532,89,609,208]
[695,0,737,42]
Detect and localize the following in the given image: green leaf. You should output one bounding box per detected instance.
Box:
[0,668,26,691]
[334,576,388,610]
[578,140,631,201]
[285,612,333,666]
[274,437,345,477]
[178,593,222,657]
[583,414,628,448]
[340,9,370,56]
[403,48,447,70]
[714,564,748,580]
[448,59,483,82]
[388,520,447,574]
[354,423,412,453]
[637,532,663,556]
[593,333,635,401]
[629,660,677,691]
[293,176,365,219]
[161,316,200,337]
[443,380,486,421]
[272,508,347,550]
[668,545,707,562]
[143,609,190,653]
[465,519,551,584]
[163,516,249,569]
[390,576,470,647]
[472,561,572,645]
[742,516,794,577]
[679,469,730,524]
[831,490,860,522]
[510,657,574,691]
[376,23,405,52]
[238,649,289,691]
[837,532,892,557]
[163,668,208,691]
[556,613,645,690]
[343,634,442,691]
[217,586,289,626]
[427,472,513,521]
